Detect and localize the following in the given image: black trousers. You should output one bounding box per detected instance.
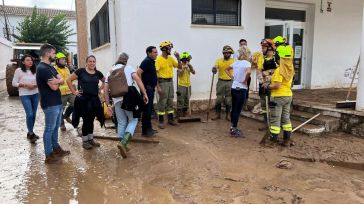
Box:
[142,87,155,132]
[231,88,247,128]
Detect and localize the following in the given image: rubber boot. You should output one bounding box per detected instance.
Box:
[176,109,183,119]
[212,105,222,120]
[183,108,188,117]
[269,133,278,142]
[158,115,165,129]
[225,106,231,121]
[282,131,291,147]
[117,132,132,158]
[168,113,178,126]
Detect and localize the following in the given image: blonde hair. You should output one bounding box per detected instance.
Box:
[238,45,251,61]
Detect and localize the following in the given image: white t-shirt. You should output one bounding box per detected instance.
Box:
[231,60,251,90]
[12,68,39,96]
[105,64,135,104]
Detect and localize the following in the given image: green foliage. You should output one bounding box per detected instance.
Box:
[13,7,75,53]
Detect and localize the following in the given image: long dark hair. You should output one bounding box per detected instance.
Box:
[20,54,36,74]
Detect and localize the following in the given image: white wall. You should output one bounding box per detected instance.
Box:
[116,0,265,99]
[310,0,363,88]
[0,37,13,80]
[85,0,114,71]
[0,14,77,54]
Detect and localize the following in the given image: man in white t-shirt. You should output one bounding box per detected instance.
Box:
[104,53,148,158]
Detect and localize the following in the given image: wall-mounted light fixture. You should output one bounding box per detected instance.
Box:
[321,0,333,13]
[327,0,333,12]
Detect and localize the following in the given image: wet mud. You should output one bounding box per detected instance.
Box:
[1,94,364,203]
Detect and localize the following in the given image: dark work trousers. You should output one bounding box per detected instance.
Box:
[142,86,155,133]
[246,77,251,100]
[231,88,247,128]
[82,114,95,136]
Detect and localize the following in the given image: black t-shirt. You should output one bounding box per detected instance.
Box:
[36,62,62,108]
[140,56,157,88]
[75,68,104,96]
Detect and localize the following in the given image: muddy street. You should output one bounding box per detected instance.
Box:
[1,94,364,204]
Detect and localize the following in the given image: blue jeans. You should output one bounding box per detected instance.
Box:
[142,87,155,132]
[115,101,138,139]
[42,105,63,156]
[20,93,39,134]
[231,88,247,128]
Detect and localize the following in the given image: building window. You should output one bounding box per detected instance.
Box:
[192,0,241,26]
[90,1,110,49]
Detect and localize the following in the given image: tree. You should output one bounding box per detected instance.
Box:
[13,7,74,53]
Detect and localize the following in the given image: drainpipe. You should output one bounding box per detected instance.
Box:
[356,3,364,111]
[108,0,117,61]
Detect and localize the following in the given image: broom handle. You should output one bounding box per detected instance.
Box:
[292,113,321,133]
[346,57,360,101]
[206,72,215,120]
[188,86,192,116]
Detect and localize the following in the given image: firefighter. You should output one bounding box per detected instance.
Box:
[211,45,235,121]
[263,36,294,146]
[156,41,181,129]
[257,39,278,131]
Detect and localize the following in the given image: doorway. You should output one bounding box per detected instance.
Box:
[265,20,305,88]
[264,4,311,89]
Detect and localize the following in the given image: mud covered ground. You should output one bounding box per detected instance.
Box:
[1,94,364,204]
[293,88,357,106]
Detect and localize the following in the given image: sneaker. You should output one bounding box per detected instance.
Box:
[53,146,71,157]
[27,133,39,140]
[29,134,37,144]
[89,139,100,147]
[82,141,93,150]
[45,153,60,164]
[230,128,242,137]
[117,143,127,158]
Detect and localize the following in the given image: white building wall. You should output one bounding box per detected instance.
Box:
[85,0,114,71]
[310,0,363,88]
[84,0,364,99]
[116,0,265,99]
[0,14,77,54]
[0,37,13,80]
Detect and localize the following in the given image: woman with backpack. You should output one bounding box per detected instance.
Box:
[104,53,148,158]
[12,54,39,143]
[66,55,105,150]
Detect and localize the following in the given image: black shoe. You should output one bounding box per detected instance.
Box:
[142,129,155,137]
[28,133,37,144]
[27,133,39,140]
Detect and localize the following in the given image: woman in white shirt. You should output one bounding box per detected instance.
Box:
[12,54,39,143]
[225,46,252,137]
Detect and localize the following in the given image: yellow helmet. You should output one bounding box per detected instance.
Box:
[55,52,66,59]
[222,45,234,54]
[180,52,191,60]
[159,40,173,49]
[276,45,293,58]
[273,36,285,44]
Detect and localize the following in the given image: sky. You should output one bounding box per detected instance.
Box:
[3,0,75,11]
